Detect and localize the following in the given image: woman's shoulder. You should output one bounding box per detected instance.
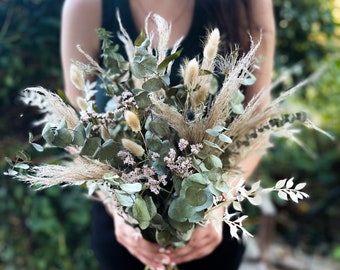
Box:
[62,0,101,18]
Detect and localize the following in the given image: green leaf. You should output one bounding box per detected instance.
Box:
[218,133,232,143]
[132,196,151,230]
[42,124,56,145]
[145,131,162,152]
[95,139,121,162]
[133,90,152,109]
[120,183,142,194]
[144,196,157,219]
[53,128,73,148]
[203,140,224,152]
[73,123,86,146]
[185,186,208,207]
[231,103,244,114]
[168,218,194,233]
[31,142,44,152]
[168,197,194,222]
[157,48,183,73]
[204,155,223,170]
[242,74,256,86]
[155,230,173,247]
[114,190,134,207]
[148,118,170,137]
[13,163,30,170]
[205,128,219,137]
[142,77,164,92]
[80,137,101,156]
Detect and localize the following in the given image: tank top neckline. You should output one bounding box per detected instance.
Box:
[117,0,200,50]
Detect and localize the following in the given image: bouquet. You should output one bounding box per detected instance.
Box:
[5,13,331,268]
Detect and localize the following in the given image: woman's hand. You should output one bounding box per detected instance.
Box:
[168,220,223,265]
[113,212,171,270]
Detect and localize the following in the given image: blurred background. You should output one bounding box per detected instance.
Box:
[0,0,339,269]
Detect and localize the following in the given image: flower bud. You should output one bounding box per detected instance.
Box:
[121,138,145,157]
[203,28,220,60]
[70,63,85,90]
[124,110,141,132]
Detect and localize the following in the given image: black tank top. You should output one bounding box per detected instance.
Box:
[96,0,219,112]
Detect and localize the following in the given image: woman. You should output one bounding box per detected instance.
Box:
[61,0,276,269]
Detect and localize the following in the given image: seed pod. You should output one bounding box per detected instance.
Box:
[121,138,144,157]
[124,110,141,132]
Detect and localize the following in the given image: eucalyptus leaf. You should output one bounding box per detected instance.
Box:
[144,196,157,219]
[149,119,170,137]
[31,142,44,152]
[218,133,232,143]
[203,140,224,152]
[13,163,30,170]
[142,77,164,92]
[120,183,143,194]
[53,128,73,148]
[114,190,135,207]
[155,230,173,247]
[80,137,101,156]
[205,128,219,137]
[73,123,86,146]
[168,218,194,233]
[134,90,152,108]
[42,124,56,145]
[231,103,244,114]
[204,155,223,170]
[185,186,208,207]
[145,131,162,152]
[168,197,194,222]
[95,140,121,163]
[132,196,151,230]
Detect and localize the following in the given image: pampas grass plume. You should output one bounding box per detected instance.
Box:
[124,110,141,132]
[121,138,144,157]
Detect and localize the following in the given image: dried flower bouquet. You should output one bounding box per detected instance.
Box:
[6,14,329,261]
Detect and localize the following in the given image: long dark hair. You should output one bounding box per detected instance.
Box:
[198,0,251,53]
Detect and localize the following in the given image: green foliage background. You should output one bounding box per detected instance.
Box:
[0,0,339,268]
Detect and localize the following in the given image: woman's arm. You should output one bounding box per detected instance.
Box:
[235,0,276,180]
[61,0,101,108]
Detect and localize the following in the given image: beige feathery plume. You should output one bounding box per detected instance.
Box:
[21,87,79,129]
[121,138,145,157]
[183,58,199,89]
[151,14,172,65]
[116,10,134,65]
[205,40,260,131]
[150,98,190,140]
[124,110,141,132]
[16,156,115,190]
[197,28,220,89]
[192,83,210,108]
[70,63,85,91]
